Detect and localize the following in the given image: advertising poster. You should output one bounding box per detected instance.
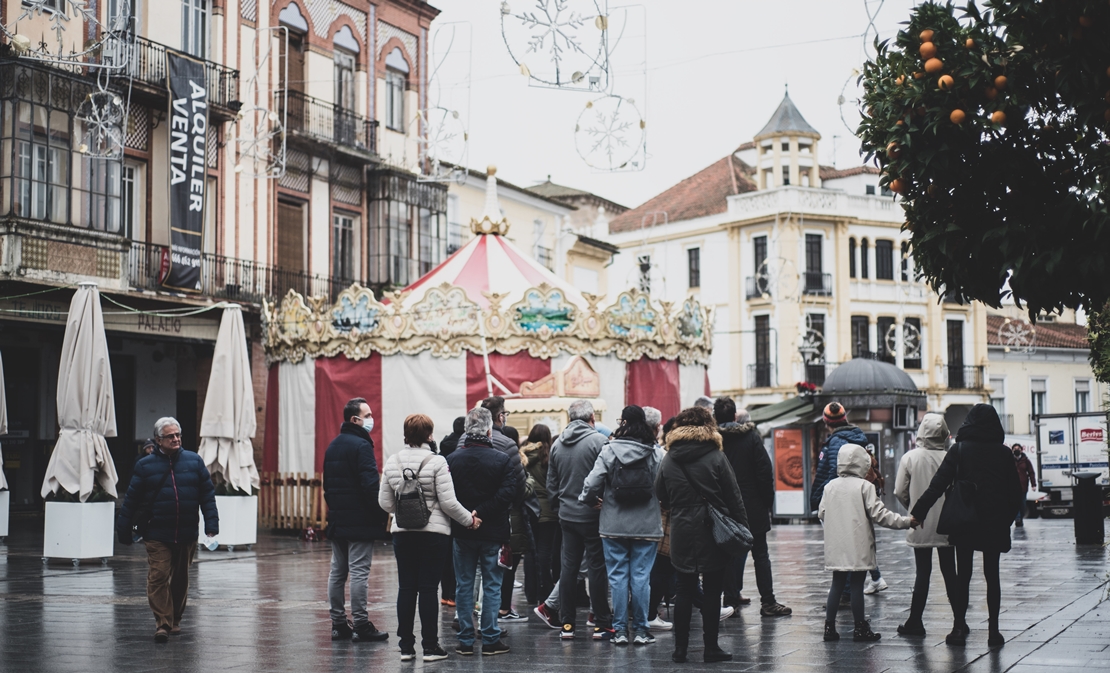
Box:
[773,427,805,515]
[163,52,208,292]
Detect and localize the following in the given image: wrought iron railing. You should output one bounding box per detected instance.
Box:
[128,241,348,304]
[803,271,832,296]
[805,361,839,387]
[747,363,774,389]
[745,276,770,300]
[111,36,240,109]
[946,364,985,390]
[278,90,378,154]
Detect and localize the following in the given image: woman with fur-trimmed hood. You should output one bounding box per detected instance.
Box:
[655,406,747,664]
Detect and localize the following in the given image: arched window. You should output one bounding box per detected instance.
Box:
[849,237,857,278]
[860,238,869,279]
[385,47,409,132]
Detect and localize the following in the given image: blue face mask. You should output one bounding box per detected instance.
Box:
[363,417,374,434]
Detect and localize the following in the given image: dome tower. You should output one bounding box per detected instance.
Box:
[754,89,821,190]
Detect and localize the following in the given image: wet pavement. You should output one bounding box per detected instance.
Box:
[0,515,1106,673]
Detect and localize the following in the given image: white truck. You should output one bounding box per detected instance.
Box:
[1034,412,1109,518]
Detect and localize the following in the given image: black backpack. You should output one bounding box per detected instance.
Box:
[393,454,435,529]
[610,451,655,504]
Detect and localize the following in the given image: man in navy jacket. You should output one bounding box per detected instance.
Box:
[116,417,218,642]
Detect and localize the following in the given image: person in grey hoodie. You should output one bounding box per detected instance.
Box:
[579,405,664,645]
[547,399,612,639]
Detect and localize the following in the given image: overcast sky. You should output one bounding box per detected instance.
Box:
[426,0,919,209]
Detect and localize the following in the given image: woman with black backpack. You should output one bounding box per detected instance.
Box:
[578,405,664,646]
[379,414,479,663]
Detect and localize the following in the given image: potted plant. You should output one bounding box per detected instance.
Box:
[795,381,818,397]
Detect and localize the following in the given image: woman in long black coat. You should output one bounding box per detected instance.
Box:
[656,406,747,664]
[910,404,1021,649]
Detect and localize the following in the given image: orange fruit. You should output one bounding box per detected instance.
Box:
[991,110,1006,124]
[938,74,955,90]
[924,58,944,74]
[920,42,938,59]
[895,119,905,126]
[994,75,1007,90]
[950,109,966,124]
[920,29,935,42]
[890,178,907,194]
[984,86,998,101]
[1079,16,1094,28]
[913,71,925,79]
[887,142,903,159]
[895,75,905,85]
[965,38,975,49]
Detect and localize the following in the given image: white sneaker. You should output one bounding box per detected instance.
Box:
[514,580,523,589]
[719,605,735,620]
[864,577,888,595]
[647,617,673,631]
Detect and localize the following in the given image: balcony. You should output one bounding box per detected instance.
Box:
[128,241,350,304]
[745,276,770,300]
[946,364,985,390]
[804,361,839,387]
[803,271,832,296]
[278,90,378,160]
[747,363,775,389]
[111,35,240,117]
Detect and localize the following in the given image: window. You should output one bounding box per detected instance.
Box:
[851,315,870,358]
[15,141,67,223]
[804,313,827,385]
[85,158,121,234]
[368,171,447,287]
[877,316,895,364]
[23,0,63,10]
[875,239,894,280]
[849,237,857,278]
[947,320,965,387]
[804,233,825,293]
[753,315,771,387]
[181,0,207,58]
[446,194,463,254]
[1030,378,1047,418]
[637,254,651,294]
[753,235,768,295]
[384,48,409,132]
[865,184,876,195]
[781,165,790,186]
[900,241,910,281]
[860,238,869,278]
[903,317,922,369]
[120,162,138,238]
[332,212,355,282]
[417,205,445,275]
[687,247,700,288]
[1075,380,1091,413]
[990,377,1006,416]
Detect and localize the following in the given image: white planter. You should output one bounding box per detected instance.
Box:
[200,495,257,551]
[43,501,114,565]
[0,490,9,538]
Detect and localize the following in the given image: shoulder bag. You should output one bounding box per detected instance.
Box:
[936,443,977,535]
[677,461,753,556]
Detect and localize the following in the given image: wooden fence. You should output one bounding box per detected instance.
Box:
[259,472,327,531]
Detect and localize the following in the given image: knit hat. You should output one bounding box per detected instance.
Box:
[823,402,848,426]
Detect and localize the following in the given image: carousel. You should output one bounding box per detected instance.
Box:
[260,170,714,471]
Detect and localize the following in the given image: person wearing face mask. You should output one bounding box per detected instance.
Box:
[1012,444,1037,528]
[116,417,218,642]
[323,397,390,644]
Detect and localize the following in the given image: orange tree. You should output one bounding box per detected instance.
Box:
[858,1,1110,382]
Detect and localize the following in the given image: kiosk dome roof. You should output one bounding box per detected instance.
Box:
[821,357,918,395]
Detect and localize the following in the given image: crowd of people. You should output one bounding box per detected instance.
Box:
[111,395,1027,662]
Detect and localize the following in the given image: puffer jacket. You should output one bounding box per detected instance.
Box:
[378,444,474,536]
[719,421,774,534]
[895,414,951,548]
[810,424,869,511]
[655,425,747,574]
[819,443,912,571]
[548,420,607,523]
[522,442,556,524]
[579,438,664,540]
[323,422,389,541]
[116,447,219,545]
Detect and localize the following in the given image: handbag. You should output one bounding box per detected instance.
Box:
[131,459,175,542]
[677,462,753,556]
[936,444,977,535]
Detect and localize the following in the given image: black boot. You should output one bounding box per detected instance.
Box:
[704,646,733,663]
[352,621,389,642]
[853,619,881,642]
[945,621,969,646]
[988,631,1005,648]
[823,620,840,642]
[897,618,926,636]
[331,620,353,641]
[672,645,688,663]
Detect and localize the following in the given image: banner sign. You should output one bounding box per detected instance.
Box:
[163,52,208,292]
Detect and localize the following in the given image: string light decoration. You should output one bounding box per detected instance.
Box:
[75,89,126,158]
[500,0,609,90]
[4,0,133,69]
[235,27,288,179]
[884,321,922,360]
[753,257,802,303]
[574,94,645,171]
[418,106,468,183]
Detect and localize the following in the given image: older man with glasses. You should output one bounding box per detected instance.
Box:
[116,416,219,643]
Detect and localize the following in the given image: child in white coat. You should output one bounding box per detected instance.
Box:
[818,443,917,642]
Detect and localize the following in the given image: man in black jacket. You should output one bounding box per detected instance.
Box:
[323,398,389,643]
[715,398,791,617]
[446,407,516,656]
[439,416,466,458]
[481,396,526,500]
[116,417,218,642]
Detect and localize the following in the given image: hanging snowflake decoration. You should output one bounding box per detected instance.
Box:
[754,258,801,302]
[235,27,288,179]
[997,318,1036,354]
[5,0,133,69]
[884,321,922,360]
[799,328,826,363]
[574,94,645,171]
[76,91,125,159]
[418,107,468,182]
[501,0,608,89]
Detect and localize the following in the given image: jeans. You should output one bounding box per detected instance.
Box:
[825,571,865,623]
[602,538,656,635]
[908,546,957,624]
[559,520,611,628]
[731,529,776,605]
[674,569,722,649]
[144,541,196,630]
[328,539,374,626]
[394,532,449,650]
[453,538,503,646]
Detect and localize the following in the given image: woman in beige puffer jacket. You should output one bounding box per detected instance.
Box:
[893,413,956,637]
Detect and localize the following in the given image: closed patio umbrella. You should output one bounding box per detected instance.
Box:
[41,283,119,501]
[198,305,259,493]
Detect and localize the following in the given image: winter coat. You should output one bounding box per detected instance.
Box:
[445,434,517,543]
[323,422,389,541]
[810,424,869,511]
[911,404,1022,553]
[655,425,748,574]
[522,442,557,524]
[116,447,219,545]
[439,431,462,459]
[492,425,526,502]
[1015,453,1037,492]
[579,438,664,540]
[547,420,607,524]
[894,414,951,548]
[719,422,774,535]
[819,443,912,571]
[378,444,474,536]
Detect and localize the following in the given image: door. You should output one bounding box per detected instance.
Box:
[107,354,136,490]
[334,50,357,145]
[276,200,305,295]
[946,320,964,387]
[278,30,306,133]
[0,346,39,509]
[754,315,771,387]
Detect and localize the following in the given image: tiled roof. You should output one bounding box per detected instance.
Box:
[608,154,757,233]
[526,179,628,212]
[820,165,881,180]
[987,314,1089,350]
[756,93,819,138]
